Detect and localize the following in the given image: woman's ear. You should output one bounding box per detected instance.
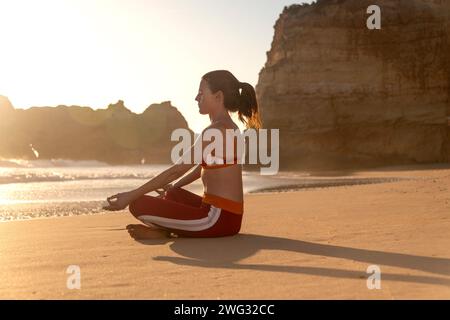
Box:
[214,90,224,104]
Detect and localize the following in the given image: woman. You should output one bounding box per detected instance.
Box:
[104,70,261,239]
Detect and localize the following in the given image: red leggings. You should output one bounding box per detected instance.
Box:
[129,187,242,238]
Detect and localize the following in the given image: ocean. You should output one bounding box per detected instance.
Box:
[0,159,309,221]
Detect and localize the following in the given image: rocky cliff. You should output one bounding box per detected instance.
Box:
[256,0,450,169]
[0,98,193,164]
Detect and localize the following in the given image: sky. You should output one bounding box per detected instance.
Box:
[0,0,315,133]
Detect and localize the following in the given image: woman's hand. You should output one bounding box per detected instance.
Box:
[103,191,136,211]
[155,183,174,198]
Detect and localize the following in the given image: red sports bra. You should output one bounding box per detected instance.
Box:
[201,156,239,169]
[200,128,241,169]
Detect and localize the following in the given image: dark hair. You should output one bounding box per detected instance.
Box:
[202,70,262,129]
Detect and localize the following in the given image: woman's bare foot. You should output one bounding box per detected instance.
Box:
[126,224,172,240]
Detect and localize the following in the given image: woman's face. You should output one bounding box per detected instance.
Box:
[195,79,218,115]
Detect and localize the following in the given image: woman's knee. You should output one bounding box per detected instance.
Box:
[128,198,139,216]
[164,187,183,201]
[128,195,150,216]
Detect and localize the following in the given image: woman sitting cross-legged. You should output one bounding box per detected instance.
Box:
[103,70,261,239]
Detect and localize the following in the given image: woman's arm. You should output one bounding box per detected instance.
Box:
[130,163,195,201]
[124,133,208,202]
[173,164,202,188]
[133,124,222,197]
[104,127,210,211]
[104,163,195,211]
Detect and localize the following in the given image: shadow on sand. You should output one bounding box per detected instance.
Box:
[129,230,450,287]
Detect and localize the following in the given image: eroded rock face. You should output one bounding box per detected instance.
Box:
[256,0,450,169]
[0,95,14,113]
[0,100,193,164]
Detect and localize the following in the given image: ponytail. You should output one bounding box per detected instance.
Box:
[237,82,262,129]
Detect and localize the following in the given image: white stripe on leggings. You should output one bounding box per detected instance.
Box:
[138,206,221,231]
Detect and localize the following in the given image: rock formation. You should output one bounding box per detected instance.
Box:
[0,99,193,164]
[0,95,14,113]
[256,0,450,169]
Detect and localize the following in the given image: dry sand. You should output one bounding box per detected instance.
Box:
[0,164,449,299]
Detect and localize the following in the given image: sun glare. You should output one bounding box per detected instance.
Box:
[0,0,165,110]
[0,0,289,132]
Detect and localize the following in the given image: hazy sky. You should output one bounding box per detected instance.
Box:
[0,0,315,132]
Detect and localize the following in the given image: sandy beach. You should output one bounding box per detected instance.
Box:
[0,164,449,299]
